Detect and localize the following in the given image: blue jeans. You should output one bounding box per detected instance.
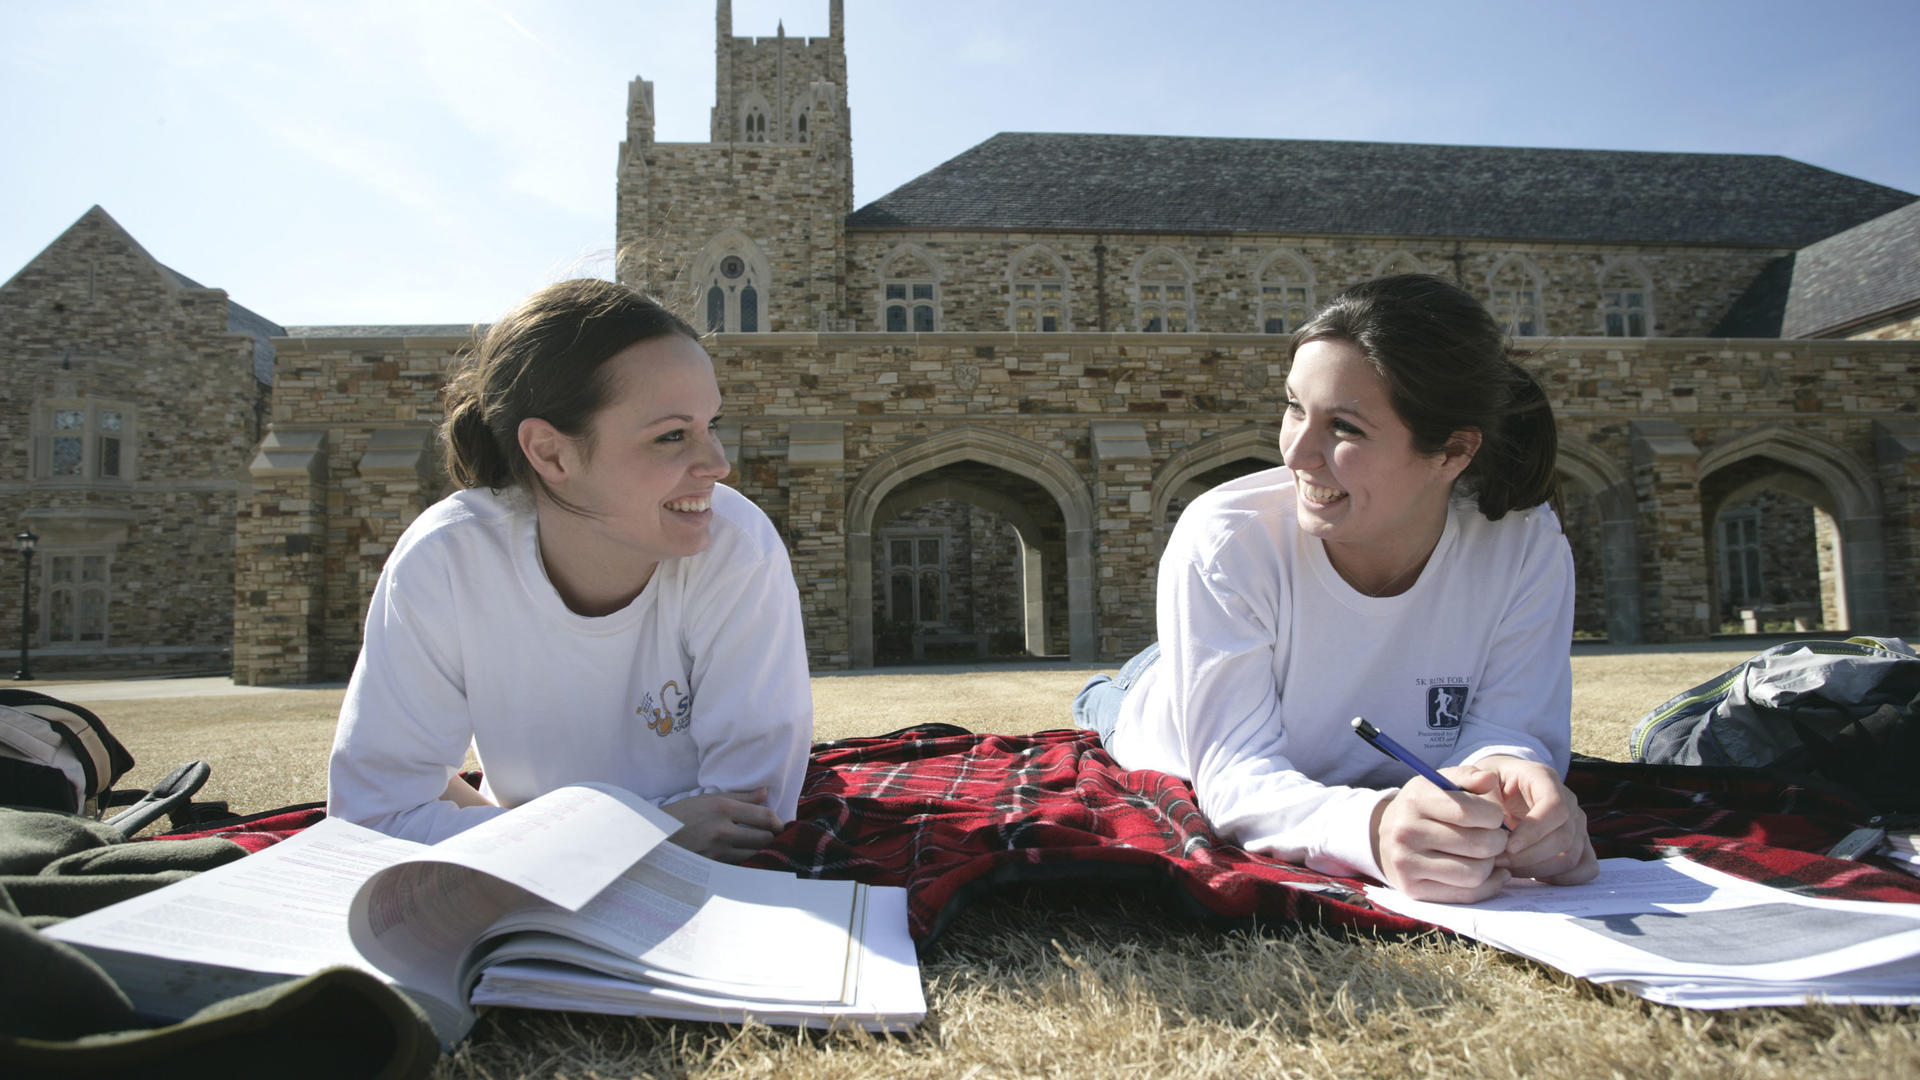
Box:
[1070,642,1161,745]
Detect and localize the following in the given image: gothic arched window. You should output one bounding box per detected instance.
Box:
[1133,248,1193,332]
[696,233,770,333]
[1008,245,1071,331]
[1372,250,1426,278]
[1488,255,1546,337]
[1254,250,1314,334]
[880,245,942,332]
[1599,260,1654,337]
[740,93,771,144]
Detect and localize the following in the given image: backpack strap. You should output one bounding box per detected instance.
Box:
[0,690,134,808]
[1629,637,1909,765]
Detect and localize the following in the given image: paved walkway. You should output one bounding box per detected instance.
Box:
[5,635,1826,704]
[16,676,347,703]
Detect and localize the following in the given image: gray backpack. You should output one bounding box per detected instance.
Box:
[1630,636,1920,812]
[0,689,132,817]
[0,688,213,835]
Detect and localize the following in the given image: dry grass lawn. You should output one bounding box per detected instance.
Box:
[43,645,1920,1078]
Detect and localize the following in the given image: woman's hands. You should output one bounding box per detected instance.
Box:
[1475,755,1597,885]
[439,773,497,808]
[662,787,785,863]
[1372,765,1511,902]
[1371,756,1596,902]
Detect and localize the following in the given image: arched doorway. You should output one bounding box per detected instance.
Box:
[847,428,1096,667]
[1697,425,1885,635]
[868,466,1061,663]
[1150,425,1286,552]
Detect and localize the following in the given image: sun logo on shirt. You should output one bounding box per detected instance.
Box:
[637,680,693,737]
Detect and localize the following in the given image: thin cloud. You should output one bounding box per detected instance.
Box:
[389,1,608,219]
[956,32,1023,66]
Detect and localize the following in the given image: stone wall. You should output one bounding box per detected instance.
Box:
[233,335,457,684]
[1561,489,1607,637]
[233,329,1920,682]
[1877,419,1920,636]
[843,230,1785,337]
[0,208,266,673]
[1852,310,1920,342]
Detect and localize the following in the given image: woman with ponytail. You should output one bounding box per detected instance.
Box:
[1074,274,1595,902]
[327,278,811,862]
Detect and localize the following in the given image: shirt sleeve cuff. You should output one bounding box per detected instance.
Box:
[1454,744,1549,771]
[1301,786,1394,883]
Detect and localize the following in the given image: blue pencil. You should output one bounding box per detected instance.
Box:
[1351,716,1509,831]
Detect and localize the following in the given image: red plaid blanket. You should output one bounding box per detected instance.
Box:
[153,801,327,853]
[163,726,1920,944]
[745,726,1920,943]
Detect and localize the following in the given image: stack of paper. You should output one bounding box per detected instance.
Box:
[1367,857,1920,1008]
[464,868,922,1029]
[1881,832,1920,877]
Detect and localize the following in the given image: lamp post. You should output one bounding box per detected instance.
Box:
[15,530,36,681]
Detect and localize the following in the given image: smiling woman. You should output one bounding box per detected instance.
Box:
[1072,275,1596,904]
[325,278,812,863]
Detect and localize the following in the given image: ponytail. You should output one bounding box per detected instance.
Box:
[1464,355,1560,521]
[441,371,513,491]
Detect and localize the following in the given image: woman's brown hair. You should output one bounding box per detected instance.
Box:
[1289,273,1559,520]
[442,278,697,510]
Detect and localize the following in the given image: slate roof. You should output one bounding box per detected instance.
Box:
[1779,199,1920,337]
[848,133,1917,248]
[160,264,285,386]
[281,325,480,339]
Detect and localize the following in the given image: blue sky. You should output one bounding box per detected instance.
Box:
[3,0,1915,326]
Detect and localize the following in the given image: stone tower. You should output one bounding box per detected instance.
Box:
[616,0,852,332]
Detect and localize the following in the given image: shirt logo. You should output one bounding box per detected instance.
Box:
[638,680,692,737]
[1427,685,1467,729]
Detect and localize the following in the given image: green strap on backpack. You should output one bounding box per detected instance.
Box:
[1630,635,1920,813]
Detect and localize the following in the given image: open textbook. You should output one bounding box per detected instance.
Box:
[1368,856,1920,1009]
[43,783,924,1046]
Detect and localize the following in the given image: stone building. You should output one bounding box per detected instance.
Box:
[603,0,1913,672]
[7,1,1918,682]
[0,206,277,673]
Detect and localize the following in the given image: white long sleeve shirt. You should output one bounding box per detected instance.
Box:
[1107,467,1574,882]
[327,484,813,844]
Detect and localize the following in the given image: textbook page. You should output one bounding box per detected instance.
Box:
[42,817,473,1047]
[471,884,928,1030]
[1367,856,1920,1007]
[347,781,682,1008]
[459,842,861,1002]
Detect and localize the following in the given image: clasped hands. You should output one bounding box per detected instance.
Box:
[662,787,785,864]
[1370,754,1597,903]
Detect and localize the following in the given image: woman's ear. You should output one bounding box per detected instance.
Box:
[518,417,574,488]
[1439,427,1483,481]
